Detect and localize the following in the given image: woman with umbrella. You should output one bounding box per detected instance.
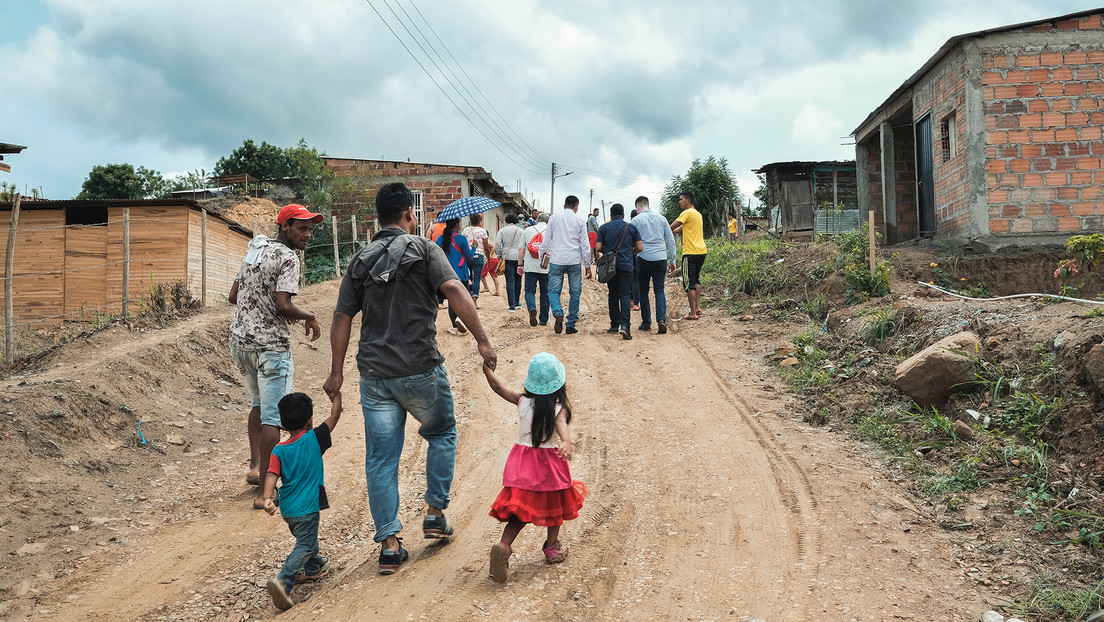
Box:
[435,218,477,334]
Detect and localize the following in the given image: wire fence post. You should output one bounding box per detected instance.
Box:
[201,208,208,307]
[351,215,357,248]
[5,193,21,366]
[299,250,306,287]
[331,212,340,278]
[122,207,130,318]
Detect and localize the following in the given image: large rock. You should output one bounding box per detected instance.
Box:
[895,332,981,406]
[1084,343,1104,394]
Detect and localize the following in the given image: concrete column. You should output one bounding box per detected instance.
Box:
[879,120,898,245]
[856,140,871,224]
[964,39,991,239]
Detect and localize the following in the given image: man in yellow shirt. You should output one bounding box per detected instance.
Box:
[670,191,706,320]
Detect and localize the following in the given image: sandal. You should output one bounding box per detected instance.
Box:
[489,542,510,583]
[542,540,568,564]
[246,474,261,486]
[682,313,700,321]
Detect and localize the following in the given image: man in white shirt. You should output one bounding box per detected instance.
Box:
[537,195,592,334]
[518,212,550,327]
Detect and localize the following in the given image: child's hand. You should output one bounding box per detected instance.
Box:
[557,440,574,462]
[482,361,493,376]
[263,498,278,516]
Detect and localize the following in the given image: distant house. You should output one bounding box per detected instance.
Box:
[754,161,858,236]
[323,158,533,241]
[0,142,26,174]
[852,8,1104,247]
[0,199,251,326]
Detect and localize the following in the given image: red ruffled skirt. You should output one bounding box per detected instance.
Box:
[489,480,588,527]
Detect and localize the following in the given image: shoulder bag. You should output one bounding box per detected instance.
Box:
[596,222,630,284]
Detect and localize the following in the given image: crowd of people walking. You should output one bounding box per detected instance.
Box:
[227,183,708,609]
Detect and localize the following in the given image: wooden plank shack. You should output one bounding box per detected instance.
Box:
[1,199,252,326]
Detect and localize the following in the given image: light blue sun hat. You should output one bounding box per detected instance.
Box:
[524,352,566,395]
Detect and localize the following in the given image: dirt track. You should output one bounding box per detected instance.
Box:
[16,278,989,621]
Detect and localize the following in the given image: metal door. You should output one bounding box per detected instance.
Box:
[915,114,936,235]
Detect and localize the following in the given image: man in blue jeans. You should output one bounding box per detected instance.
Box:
[596,203,643,340]
[519,212,550,326]
[631,195,678,333]
[324,183,496,575]
[538,195,592,334]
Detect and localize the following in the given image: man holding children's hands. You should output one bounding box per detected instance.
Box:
[323,182,496,575]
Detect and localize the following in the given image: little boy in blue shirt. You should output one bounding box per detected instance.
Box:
[263,391,341,611]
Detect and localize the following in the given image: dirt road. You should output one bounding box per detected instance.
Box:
[21,278,988,621]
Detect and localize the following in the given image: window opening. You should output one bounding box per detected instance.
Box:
[940,114,956,163]
[66,206,108,226]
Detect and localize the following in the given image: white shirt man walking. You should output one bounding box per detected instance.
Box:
[537,195,592,334]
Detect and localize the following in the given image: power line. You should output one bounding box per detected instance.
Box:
[383,0,547,171]
[405,0,553,170]
[362,0,544,176]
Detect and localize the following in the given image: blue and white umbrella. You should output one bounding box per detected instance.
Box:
[435,195,500,222]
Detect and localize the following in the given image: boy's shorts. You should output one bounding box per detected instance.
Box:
[681,254,706,291]
[230,346,294,427]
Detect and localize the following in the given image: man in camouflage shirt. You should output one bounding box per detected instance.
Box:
[230,204,323,509]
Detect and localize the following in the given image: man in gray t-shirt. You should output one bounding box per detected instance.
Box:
[324,182,496,575]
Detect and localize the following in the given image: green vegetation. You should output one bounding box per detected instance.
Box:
[76,163,170,200]
[661,156,742,237]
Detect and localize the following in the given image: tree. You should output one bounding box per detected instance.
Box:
[214,139,290,181]
[285,138,329,192]
[76,163,169,200]
[661,156,742,237]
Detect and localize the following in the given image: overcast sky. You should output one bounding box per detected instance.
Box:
[0,0,1098,211]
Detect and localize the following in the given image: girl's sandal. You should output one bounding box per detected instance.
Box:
[489,543,511,583]
[542,541,568,564]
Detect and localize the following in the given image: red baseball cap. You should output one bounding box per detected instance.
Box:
[277,203,324,225]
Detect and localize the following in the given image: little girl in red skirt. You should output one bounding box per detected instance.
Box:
[482,352,587,583]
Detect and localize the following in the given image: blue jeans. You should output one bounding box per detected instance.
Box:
[637,259,668,327]
[275,512,326,592]
[468,256,485,298]
[547,263,582,328]
[524,272,550,324]
[504,260,521,308]
[630,257,640,304]
[607,269,633,331]
[229,346,294,427]
[359,364,456,542]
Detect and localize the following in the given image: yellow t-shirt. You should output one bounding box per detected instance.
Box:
[727,218,737,234]
[675,207,706,255]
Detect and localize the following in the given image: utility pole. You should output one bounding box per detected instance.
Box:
[550,162,573,213]
[589,189,594,212]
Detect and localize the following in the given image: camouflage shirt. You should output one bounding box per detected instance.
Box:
[229,240,300,352]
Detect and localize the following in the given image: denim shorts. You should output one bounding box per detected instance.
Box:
[230,346,294,427]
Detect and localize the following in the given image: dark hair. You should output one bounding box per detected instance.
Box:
[469,213,483,226]
[610,203,624,217]
[505,213,518,224]
[278,392,313,431]
[635,195,649,207]
[629,209,638,219]
[679,190,694,204]
[377,183,414,225]
[524,384,572,448]
[564,195,579,208]
[439,218,460,254]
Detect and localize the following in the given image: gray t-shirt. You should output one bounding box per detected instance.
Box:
[229,240,300,352]
[335,228,459,379]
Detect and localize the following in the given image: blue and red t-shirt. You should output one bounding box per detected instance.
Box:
[268,423,332,518]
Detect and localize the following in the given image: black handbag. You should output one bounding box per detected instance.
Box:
[596,221,630,284]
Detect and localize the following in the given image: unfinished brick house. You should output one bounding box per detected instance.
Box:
[323,158,532,241]
[852,8,1104,247]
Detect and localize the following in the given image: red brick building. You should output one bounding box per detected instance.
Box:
[323,158,532,240]
[852,9,1104,247]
